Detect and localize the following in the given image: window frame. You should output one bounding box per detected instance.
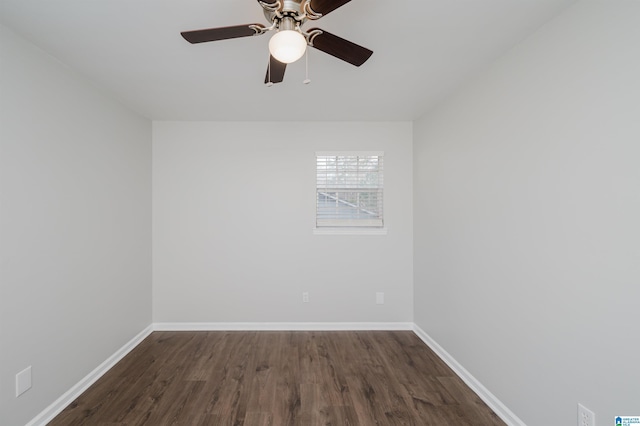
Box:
[314,151,387,235]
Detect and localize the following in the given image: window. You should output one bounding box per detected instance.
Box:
[316,152,384,228]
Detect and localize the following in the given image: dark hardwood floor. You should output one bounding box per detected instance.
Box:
[50,331,505,425]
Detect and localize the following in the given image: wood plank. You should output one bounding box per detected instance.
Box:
[49,331,506,425]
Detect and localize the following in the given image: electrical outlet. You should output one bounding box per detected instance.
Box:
[578,403,595,426]
[376,292,384,305]
[302,292,309,303]
[16,366,32,397]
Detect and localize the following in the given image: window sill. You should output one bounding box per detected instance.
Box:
[313,227,388,236]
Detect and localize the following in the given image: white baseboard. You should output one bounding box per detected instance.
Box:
[412,324,525,426]
[26,325,154,426]
[153,322,414,331]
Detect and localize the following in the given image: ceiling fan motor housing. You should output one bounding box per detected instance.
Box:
[263,0,310,26]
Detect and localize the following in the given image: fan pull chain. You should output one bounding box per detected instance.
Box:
[266,54,274,87]
[303,48,311,85]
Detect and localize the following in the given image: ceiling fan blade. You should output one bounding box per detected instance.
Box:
[308,0,352,16]
[264,55,287,84]
[181,24,265,44]
[308,28,373,66]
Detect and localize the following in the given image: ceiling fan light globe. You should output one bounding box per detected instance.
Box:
[269,30,307,64]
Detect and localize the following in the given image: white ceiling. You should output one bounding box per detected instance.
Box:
[0,0,576,121]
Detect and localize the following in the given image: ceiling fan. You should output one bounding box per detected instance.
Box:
[181,0,373,85]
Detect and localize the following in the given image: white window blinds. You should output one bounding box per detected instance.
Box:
[316,152,384,228]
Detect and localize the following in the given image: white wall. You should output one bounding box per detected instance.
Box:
[0,25,152,425]
[153,121,413,324]
[413,2,640,425]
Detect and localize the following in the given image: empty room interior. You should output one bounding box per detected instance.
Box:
[1,0,639,425]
